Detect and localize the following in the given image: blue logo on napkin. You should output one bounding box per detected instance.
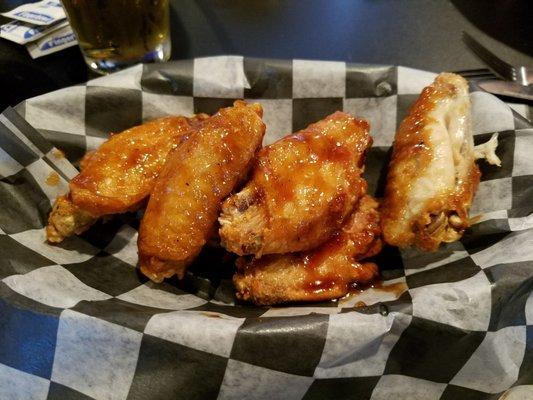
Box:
[41,32,75,50]
[14,11,54,23]
[1,23,19,33]
[24,26,45,40]
[45,1,63,8]
[44,1,63,7]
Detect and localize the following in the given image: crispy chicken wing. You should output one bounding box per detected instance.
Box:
[138,101,265,282]
[381,73,482,251]
[234,195,381,305]
[46,195,97,243]
[219,112,372,256]
[46,115,206,243]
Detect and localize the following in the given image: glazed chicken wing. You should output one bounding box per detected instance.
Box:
[46,115,207,243]
[138,101,265,282]
[234,195,381,305]
[219,112,372,257]
[381,73,487,251]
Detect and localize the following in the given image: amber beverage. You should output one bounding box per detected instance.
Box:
[61,0,170,74]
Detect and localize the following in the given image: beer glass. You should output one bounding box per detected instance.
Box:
[60,0,171,74]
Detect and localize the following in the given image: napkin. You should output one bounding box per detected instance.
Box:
[0,0,76,58]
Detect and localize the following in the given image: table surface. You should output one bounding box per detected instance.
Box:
[0,0,531,111]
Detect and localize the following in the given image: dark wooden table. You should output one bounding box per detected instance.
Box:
[0,0,531,111]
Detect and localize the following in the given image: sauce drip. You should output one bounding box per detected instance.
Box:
[371,281,408,296]
[349,280,407,296]
[306,277,338,294]
[302,233,344,294]
[302,233,343,270]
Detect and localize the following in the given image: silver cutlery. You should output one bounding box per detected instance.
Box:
[462,32,532,101]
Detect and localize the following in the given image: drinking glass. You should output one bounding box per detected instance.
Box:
[60,0,171,74]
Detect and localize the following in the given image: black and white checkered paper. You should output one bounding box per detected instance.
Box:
[1,57,532,400]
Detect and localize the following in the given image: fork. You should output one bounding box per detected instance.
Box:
[454,68,496,80]
[462,32,532,86]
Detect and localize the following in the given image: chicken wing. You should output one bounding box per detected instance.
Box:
[219,112,372,256]
[138,101,265,282]
[234,195,381,305]
[46,115,206,243]
[381,72,492,251]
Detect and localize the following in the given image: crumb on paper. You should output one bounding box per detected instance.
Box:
[469,214,482,225]
[53,148,65,159]
[201,312,222,318]
[474,132,501,166]
[46,171,60,186]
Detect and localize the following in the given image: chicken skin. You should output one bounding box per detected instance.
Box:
[381,73,482,251]
[138,101,265,282]
[219,112,372,257]
[234,195,381,305]
[46,115,207,243]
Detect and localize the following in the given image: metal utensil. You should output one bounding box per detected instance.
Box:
[462,32,532,86]
[454,68,496,80]
[477,80,533,101]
